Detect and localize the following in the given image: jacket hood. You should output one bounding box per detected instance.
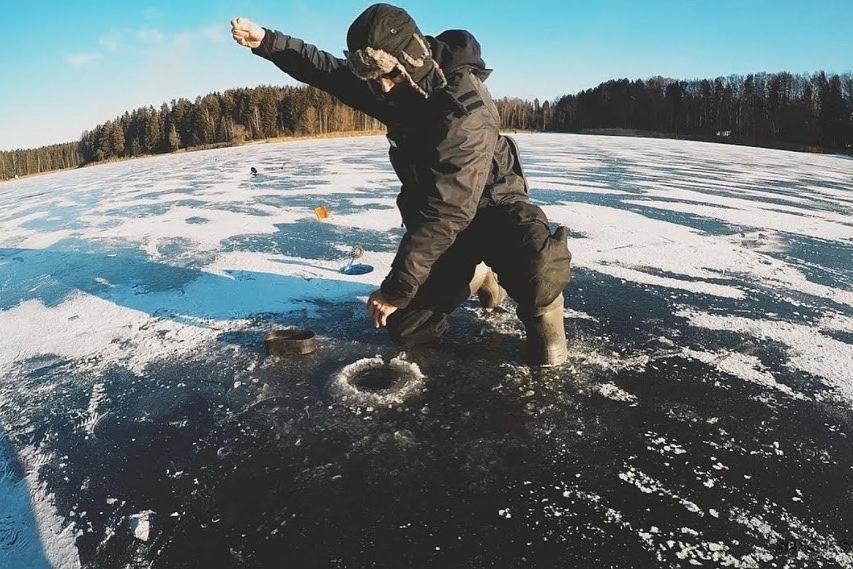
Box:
[429,30,491,81]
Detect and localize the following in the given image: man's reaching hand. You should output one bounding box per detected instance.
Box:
[367,290,400,328]
[230,17,265,49]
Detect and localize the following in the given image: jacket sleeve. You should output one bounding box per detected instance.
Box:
[251,29,384,120]
[380,105,499,308]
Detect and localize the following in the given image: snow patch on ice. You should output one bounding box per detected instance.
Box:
[623,196,852,242]
[325,208,402,232]
[201,250,393,287]
[681,348,799,397]
[0,293,221,377]
[0,445,82,569]
[818,312,853,333]
[548,203,853,304]
[80,206,308,259]
[677,308,853,402]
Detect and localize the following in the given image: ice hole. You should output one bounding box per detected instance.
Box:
[331,355,425,406]
[351,366,400,392]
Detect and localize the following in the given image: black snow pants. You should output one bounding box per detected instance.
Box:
[386,201,572,346]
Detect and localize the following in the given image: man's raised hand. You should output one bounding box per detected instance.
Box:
[230,17,265,49]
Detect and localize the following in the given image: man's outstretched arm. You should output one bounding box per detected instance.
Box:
[230,17,385,120]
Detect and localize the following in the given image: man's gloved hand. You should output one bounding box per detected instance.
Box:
[367,290,400,328]
[230,17,265,49]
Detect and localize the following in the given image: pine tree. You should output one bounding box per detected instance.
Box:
[143,107,161,153]
[167,123,180,151]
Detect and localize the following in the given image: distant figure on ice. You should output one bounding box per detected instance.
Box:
[231,4,572,365]
[250,166,258,176]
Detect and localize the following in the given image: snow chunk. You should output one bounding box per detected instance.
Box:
[597,382,638,403]
[129,510,155,542]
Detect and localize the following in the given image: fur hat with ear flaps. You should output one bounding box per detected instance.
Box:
[345,3,446,97]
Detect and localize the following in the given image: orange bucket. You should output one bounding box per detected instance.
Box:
[313,206,330,220]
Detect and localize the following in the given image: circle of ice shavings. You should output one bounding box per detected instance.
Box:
[331,355,425,407]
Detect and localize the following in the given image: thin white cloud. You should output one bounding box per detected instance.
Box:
[99,37,119,52]
[172,32,193,48]
[201,25,225,43]
[65,53,102,67]
[136,27,164,43]
[170,25,228,48]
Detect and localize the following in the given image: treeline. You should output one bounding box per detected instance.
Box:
[79,85,383,163]
[498,71,853,151]
[0,84,383,180]
[0,142,81,180]
[3,70,851,180]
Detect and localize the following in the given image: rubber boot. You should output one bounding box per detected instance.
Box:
[522,294,568,367]
[468,263,507,309]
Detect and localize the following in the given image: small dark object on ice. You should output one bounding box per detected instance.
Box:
[264,329,316,356]
[250,167,258,176]
[340,245,373,274]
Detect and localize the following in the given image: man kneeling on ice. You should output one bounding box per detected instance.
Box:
[231,3,572,365]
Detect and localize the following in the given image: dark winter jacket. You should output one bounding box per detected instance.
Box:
[252,27,529,308]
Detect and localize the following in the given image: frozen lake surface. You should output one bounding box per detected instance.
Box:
[1,133,851,568]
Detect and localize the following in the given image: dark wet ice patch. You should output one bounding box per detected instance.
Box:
[1,278,850,568]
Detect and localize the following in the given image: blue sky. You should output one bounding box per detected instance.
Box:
[1,0,851,150]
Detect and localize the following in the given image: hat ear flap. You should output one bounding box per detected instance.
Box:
[346,46,400,80]
[399,33,431,68]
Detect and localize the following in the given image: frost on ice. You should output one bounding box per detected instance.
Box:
[1,133,851,567]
